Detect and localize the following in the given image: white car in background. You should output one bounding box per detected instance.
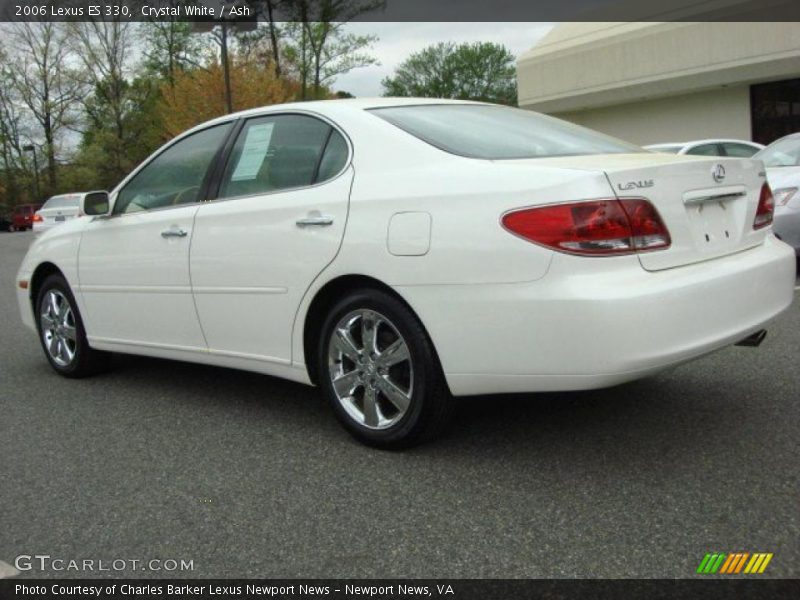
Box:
[645,139,764,157]
[15,99,797,448]
[32,193,83,234]
[755,133,800,256]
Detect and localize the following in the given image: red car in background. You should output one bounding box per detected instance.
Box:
[10,203,43,231]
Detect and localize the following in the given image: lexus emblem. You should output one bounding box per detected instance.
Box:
[712,164,726,183]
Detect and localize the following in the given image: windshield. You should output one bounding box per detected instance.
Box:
[42,195,80,209]
[756,136,800,167]
[370,104,643,160]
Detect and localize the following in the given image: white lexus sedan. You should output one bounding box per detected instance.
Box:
[15,99,797,448]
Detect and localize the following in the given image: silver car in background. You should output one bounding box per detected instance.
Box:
[32,194,82,234]
[645,139,765,157]
[756,133,800,257]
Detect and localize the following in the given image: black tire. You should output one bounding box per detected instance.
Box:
[318,288,455,449]
[35,273,111,378]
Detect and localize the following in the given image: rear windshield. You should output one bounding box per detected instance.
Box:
[369,104,642,160]
[756,136,800,167]
[42,195,80,209]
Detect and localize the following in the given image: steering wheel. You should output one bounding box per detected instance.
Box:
[172,186,200,205]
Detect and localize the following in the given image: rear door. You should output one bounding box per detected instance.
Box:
[190,113,352,364]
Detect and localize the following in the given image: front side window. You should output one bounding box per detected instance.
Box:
[115,123,231,214]
[219,114,346,199]
[370,104,642,160]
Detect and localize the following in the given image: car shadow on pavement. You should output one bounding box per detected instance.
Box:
[101,352,742,471]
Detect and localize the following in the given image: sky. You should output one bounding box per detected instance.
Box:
[333,22,555,97]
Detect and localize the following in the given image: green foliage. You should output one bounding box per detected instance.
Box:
[283,1,382,99]
[74,76,164,191]
[143,19,204,86]
[0,16,382,203]
[382,41,518,106]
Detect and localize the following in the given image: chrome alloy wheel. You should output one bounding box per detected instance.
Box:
[40,289,77,367]
[328,309,414,430]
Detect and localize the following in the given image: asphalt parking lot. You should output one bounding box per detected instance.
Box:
[1,230,798,579]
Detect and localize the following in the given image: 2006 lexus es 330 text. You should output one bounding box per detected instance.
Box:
[16,99,796,448]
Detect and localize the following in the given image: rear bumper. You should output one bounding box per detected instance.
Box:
[397,235,796,396]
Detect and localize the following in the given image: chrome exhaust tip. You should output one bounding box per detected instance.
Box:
[735,329,767,347]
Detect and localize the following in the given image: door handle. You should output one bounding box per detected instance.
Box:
[296,211,334,227]
[161,227,188,238]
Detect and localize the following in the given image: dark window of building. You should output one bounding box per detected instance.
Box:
[751,78,800,145]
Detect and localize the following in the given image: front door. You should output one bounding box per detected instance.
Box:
[190,113,352,364]
[78,122,233,350]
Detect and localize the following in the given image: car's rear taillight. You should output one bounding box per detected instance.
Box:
[772,187,797,207]
[753,183,775,230]
[32,212,43,222]
[501,198,670,256]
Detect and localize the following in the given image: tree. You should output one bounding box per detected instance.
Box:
[75,76,164,190]
[3,23,83,193]
[157,59,297,137]
[71,21,158,186]
[0,51,26,206]
[142,7,204,87]
[382,42,518,105]
[238,0,289,78]
[284,0,383,100]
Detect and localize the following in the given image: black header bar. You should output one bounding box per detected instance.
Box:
[1,0,800,22]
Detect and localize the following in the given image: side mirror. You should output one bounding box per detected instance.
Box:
[81,191,111,217]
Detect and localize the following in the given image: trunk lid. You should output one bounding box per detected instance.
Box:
[533,153,768,271]
[38,196,81,225]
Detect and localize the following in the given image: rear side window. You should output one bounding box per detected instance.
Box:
[42,196,80,210]
[316,130,349,182]
[219,114,346,199]
[686,144,722,156]
[369,104,642,159]
[721,143,759,158]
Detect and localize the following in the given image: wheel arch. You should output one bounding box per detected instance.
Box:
[301,274,442,387]
[29,262,66,309]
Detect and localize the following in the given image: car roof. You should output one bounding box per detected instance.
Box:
[648,139,761,147]
[187,97,489,134]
